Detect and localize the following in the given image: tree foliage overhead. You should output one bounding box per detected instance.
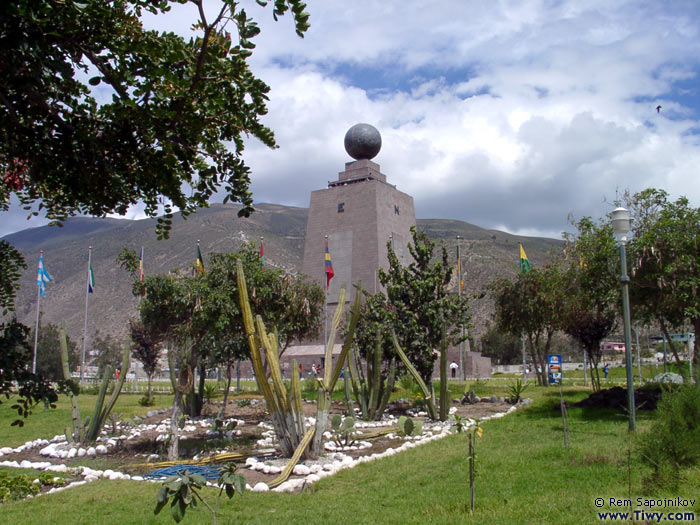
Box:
[0,242,26,316]
[0,0,310,235]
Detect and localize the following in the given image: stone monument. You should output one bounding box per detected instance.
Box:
[302,124,416,313]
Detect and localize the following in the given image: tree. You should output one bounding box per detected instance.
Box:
[0,241,26,315]
[1,0,309,236]
[1,319,73,426]
[129,319,161,404]
[0,0,310,427]
[91,332,126,378]
[32,323,80,381]
[139,271,199,460]
[559,217,619,392]
[491,263,563,386]
[629,189,700,381]
[137,244,323,456]
[197,244,323,359]
[479,322,522,365]
[379,227,470,416]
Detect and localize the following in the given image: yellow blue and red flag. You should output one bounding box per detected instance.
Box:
[324,240,334,290]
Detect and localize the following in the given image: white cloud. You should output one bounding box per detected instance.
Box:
[3,0,700,240]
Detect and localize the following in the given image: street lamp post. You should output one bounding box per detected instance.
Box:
[611,207,636,432]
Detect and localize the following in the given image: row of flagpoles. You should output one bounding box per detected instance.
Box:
[32,236,527,380]
[32,245,145,380]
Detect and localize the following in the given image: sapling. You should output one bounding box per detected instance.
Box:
[452,415,482,512]
[154,464,245,525]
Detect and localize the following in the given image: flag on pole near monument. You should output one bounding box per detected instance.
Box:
[196,244,205,275]
[37,255,52,297]
[324,240,334,290]
[519,243,531,274]
[87,262,95,293]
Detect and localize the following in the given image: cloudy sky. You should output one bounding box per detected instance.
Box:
[4,1,700,239]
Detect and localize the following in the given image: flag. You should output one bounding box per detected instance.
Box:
[260,240,265,268]
[88,262,95,293]
[519,243,531,274]
[138,247,145,297]
[37,255,52,297]
[324,240,334,290]
[196,245,205,275]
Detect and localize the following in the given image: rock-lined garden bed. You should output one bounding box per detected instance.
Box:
[0,397,525,498]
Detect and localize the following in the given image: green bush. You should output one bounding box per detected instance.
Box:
[637,384,700,489]
[138,395,156,407]
[0,472,40,502]
[398,374,416,392]
[302,378,318,396]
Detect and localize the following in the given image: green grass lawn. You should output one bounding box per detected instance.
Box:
[0,394,174,448]
[1,383,698,524]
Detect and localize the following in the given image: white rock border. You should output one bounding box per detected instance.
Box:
[0,403,525,496]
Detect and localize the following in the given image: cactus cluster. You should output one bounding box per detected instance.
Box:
[347,325,397,421]
[236,259,307,458]
[396,415,422,437]
[236,260,361,486]
[330,414,357,447]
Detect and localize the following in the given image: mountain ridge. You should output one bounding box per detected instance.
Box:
[3,203,563,349]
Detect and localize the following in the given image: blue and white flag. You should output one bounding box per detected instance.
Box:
[37,255,52,297]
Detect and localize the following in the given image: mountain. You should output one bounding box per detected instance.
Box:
[3,203,563,348]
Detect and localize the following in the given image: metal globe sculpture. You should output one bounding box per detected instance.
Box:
[344,123,382,160]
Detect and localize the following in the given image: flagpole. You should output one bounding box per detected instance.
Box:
[32,250,43,374]
[324,235,328,348]
[519,243,528,383]
[80,246,92,384]
[139,245,144,304]
[457,236,464,382]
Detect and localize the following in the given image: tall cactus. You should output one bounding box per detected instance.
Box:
[84,342,130,442]
[237,259,307,458]
[237,259,361,460]
[347,324,397,421]
[310,286,362,457]
[391,330,438,420]
[60,326,131,443]
[59,325,83,443]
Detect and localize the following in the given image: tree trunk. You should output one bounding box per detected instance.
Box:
[692,318,700,384]
[658,318,686,380]
[218,364,233,419]
[168,389,182,461]
[586,346,601,392]
[147,373,153,404]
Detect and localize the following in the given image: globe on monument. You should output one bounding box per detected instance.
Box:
[344,123,382,160]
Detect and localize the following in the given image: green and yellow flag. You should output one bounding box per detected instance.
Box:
[519,243,530,274]
[196,244,205,275]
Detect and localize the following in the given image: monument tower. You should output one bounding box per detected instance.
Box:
[302,124,416,311]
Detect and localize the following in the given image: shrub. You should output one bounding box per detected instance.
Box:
[0,472,40,502]
[138,395,156,407]
[637,384,700,489]
[398,374,416,392]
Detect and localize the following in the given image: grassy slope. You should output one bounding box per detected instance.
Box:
[1,385,698,524]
